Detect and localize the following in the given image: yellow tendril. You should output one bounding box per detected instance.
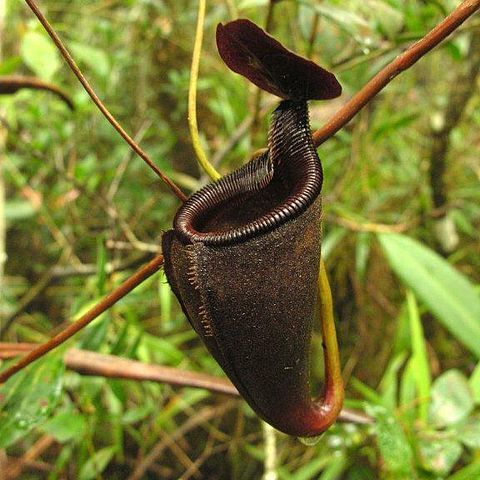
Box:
[318,258,344,407]
[188,0,221,181]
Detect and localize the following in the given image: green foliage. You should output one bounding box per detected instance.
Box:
[407,291,431,423]
[449,463,480,480]
[429,370,474,428]
[1,0,479,477]
[470,363,480,404]
[0,354,64,448]
[78,446,117,480]
[349,288,480,479]
[20,30,61,80]
[369,405,415,479]
[41,409,87,443]
[378,233,480,358]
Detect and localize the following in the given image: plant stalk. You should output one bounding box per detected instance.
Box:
[24,0,187,202]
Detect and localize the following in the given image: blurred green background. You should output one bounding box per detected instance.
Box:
[0,0,479,478]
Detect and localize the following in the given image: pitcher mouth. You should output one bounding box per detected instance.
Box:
[173,100,323,246]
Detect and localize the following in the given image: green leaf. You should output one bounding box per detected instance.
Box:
[368,405,414,480]
[378,352,407,410]
[79,315,109,351]
[79,446,116,480]
[0,354,64,448]
[406,291,431,423]
[418,437,462,476]
[69,42,110,79]
[429,370,474,428]
[311,4,371,38]
[286,452,330,480]
[237,0,269,10]
[122,404,153,425]
[470,362,480,404]
[455,417,480,450]
[139,334,186,365]
[49,444,74,479]
[355,232,371,280]
[350,378,383,405]
[373,112,418,141]
[21,31,61,80]
[399,359,417,421]
[155,389,209,427]
[96,236,107,296]
[378,233,480,358]
[448,462,480,480]
[0,56,22,75]
[361,0,404,38]
[5,199,37,221]
[41,410,86,443]
[319,454,347,480]
[321,227,347,260]
[392,305,410,355]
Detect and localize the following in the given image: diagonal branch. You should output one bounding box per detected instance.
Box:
[0,344,372,425]
[313,0,480,146]
[0,255,164,383]
[24,0,187,202]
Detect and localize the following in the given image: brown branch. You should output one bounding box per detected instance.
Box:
[0,344,237,396]
[0,342,373,425]
[0,255,164,383]
[0,75,74,109]
[66,349,238,396]
[313,0,480,147]
[24,0,187,202]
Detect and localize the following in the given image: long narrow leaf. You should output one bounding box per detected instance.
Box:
[378,233,480,358]
[406,291,431,423]
[0,354,64,448]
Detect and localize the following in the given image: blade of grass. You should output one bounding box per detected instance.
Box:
[399,359,418,426]
[406,290,431,424]
[378,352,408,410]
